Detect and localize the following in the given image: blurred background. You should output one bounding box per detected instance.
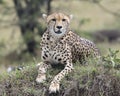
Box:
[0,0,120,74]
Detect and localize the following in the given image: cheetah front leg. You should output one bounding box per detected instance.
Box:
[49,60,74,93]
[36,62,51,83]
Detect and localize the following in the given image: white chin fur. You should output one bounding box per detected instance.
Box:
[50,29,66,39]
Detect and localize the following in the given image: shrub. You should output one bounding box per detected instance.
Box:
[0,50,120,96]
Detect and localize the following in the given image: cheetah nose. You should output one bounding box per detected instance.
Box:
[56,26,62,29]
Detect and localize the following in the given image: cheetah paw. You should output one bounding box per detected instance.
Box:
[49,82,60,93]
[36,74,46,83]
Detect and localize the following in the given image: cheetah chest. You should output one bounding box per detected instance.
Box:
[41,43,70,64]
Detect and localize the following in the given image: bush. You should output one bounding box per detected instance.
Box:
[0,50,120,96]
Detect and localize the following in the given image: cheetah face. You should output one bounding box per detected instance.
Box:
[43,13,73,38]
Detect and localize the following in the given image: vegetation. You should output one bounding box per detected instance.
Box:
[0,50,120,96]
[0,0,120,96]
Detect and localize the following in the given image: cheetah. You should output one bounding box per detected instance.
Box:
[36,12,100,93]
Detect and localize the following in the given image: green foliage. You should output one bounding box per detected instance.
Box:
[0,63,41,96]
[0,50,120,96]
[103,49,120,69]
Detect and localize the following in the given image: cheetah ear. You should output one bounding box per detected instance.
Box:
[42,14,47,20]
[69,14,73,20]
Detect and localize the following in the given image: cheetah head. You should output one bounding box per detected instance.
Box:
[43,13,73,38]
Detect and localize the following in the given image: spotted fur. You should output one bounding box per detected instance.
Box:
[36,13,100,93]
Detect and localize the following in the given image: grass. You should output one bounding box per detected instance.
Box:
[0,1,120,95]
[0,50,120,96]
[97,43,120,57]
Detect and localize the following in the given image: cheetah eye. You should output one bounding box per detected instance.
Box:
[52,19,56,21]
[62,19,66,21]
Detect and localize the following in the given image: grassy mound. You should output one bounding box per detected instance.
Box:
[0,50,120,96]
